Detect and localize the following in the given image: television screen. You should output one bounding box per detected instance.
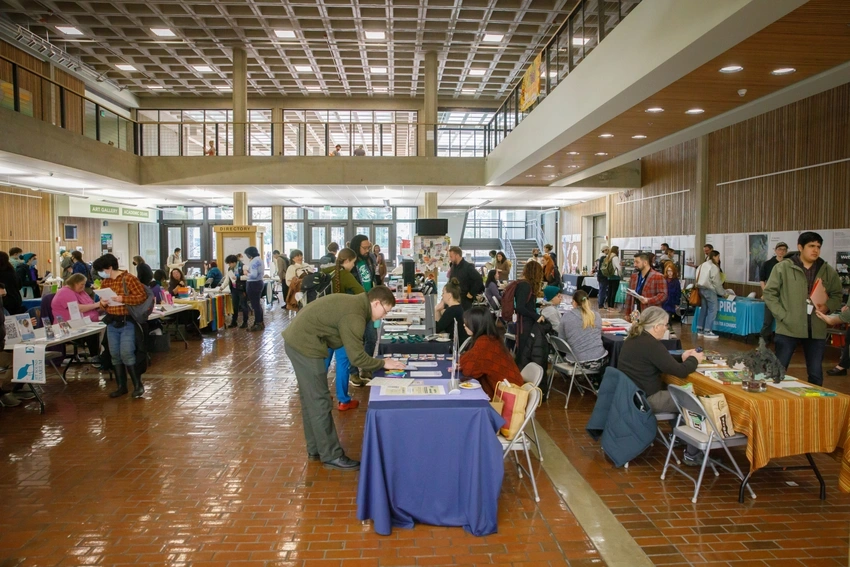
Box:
[415,219,448,236]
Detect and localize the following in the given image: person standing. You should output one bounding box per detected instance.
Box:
[8,247,23,270]
[816,302,850,376]
[166,248,185,272]
[373,245,387,285]
[602,246,622,309]
[763,232,843,386]
[133,256,154,286]
[243,247,265,332]
[660,262,682,322]
[0,252,24,315]
[349,235,379,385]
[60,251,73,278]
[494,251,512,282]
[544,244,557,266]
[93,253,147,398]
[759,242,788,342]
[70,251,93,290]
[353,145,366,156]
[623,252,667,319]
[595,246,610,310]
[17,253,42,298]
[331,144,342,157]
[447,246,484,311]
[695,251,726,339]
[319,243,339,265]
[282,287,406,470]
[224,255,248,328]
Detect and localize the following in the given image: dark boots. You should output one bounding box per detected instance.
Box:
[110,365,128,398]
[127,365,145,398]
[110,364,144,398]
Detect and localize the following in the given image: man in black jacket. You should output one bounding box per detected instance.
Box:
[448,246,484,311]
[759,241,788,342]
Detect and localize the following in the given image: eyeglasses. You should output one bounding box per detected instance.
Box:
[377,302,389,318]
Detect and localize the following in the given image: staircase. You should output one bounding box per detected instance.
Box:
[509,239,539,271]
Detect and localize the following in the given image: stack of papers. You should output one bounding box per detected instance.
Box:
[381,385,446,396]
[703,370,747,385]
[767,380,837,397]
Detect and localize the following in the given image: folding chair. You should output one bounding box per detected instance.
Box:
[662,385,756,503]
[547,335,606,408]
[499,385,542,502]
[520,363,544,462]
[458,337,471,356]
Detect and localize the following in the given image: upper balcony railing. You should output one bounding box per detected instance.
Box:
[484,0,642,154]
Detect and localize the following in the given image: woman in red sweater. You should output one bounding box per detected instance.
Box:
[459,306,524,398]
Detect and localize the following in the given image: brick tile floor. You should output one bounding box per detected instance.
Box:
[0,307,601,567]
[539,311,850,566]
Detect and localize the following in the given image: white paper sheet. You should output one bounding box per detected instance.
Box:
[381,385,446,396]
[67,301,82,320]
[410,371,444,378]
[367,377,414,388]
[409,361,438,367]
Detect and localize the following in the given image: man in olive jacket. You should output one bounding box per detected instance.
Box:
[763,232,843,386]
[282,286,405,471]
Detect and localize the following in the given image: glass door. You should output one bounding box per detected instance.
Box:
[160,223,206,277]
[351,223,394,265]
[306,224,348,264]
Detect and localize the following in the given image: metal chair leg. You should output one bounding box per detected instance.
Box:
[529,419,543,462]
[691,433,714,503]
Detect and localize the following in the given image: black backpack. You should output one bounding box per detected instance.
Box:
[301,271,334,303]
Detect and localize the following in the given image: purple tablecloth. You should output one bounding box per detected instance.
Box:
[356,365,505,536]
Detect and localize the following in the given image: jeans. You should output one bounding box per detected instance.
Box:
[325,347,351,403]
[697,289,719,332]
[774,333,826,386]
[230,289,244,324]
[760,304,775,341]
[606,278,620,308]
[246,280,264,324]
[106,321,136,367]
[839,327,850,369]
[597,277,608,308]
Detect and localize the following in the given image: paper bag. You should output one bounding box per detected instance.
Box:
[490,387,504,416]
[12,344,47,384]
[685,393,736,438]
[496,382,530,440]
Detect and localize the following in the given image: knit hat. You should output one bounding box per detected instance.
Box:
[22,253,35,263]
[543,285,562,302]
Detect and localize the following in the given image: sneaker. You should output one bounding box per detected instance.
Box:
[14,390,36,401]
[338,399,360,411]
[0,392,21,407]
[683,450,704,467]
[703,331,720,340]
[349,374,367,387]
[696,329,705,337]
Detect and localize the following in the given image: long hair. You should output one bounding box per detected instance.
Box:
[495,251,507,264]
[463,306,505,349]
[443,277,462,303]
[608,246,619,260]
[485,269,498,287]
[0,251,11,272]
[627,306,669,339]
[662,261,679,279]
[572,290,596,329]
[169,268,185,286]
[349,235,371,261]
[522,260,544,297]
[333,248,357,294]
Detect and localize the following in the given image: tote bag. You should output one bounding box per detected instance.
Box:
[688,266,702,307]
[496,382,530,440]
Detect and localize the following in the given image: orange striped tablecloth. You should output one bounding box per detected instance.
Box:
[663,372,850,492]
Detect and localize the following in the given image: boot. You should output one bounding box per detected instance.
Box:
[127,365,145,398]
[110,365,128,398]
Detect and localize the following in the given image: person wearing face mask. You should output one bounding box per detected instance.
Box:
[348,235,378,386]
[92,253,148,399]
[16,253,43,298]
[132,256,154,286]
[166,248,185,272]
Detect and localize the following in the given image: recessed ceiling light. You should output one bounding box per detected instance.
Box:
[543,164,555,168]
[461,89,477,94]
[214,86,232,91]
[525,174,536,178]
[771,67,796,76]
[147,85,164,90]
[599,133,614,138]
[719,65,744,73]
[294,65,312,73]
[193,65,213,73]
[150,28,175,37]
[365,31,386,40]
[567,151,579,155]
[469,69,486,76]
[373,86,387,93]
[370,67,387,74]
[116,64,136,71]
[483,33,504,42]
[569,165,580,168]
[595,152,608,156]
[56,26,83,36]
[685,108,705,115]
[275,30,296,39]
[572,37,589,46]
[632,134,647,139]
[305,86,322,92]
[645,107,664,113]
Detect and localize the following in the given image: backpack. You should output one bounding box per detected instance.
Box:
[500,280,522,322]
[600,255,615,278]
[301,270,334,304]
[122,276,155,324]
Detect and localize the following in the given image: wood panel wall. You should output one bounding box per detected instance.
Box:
[559,197,605,269]
[0,186,53,269]
[58,216,102,267]
[707,83,850,233]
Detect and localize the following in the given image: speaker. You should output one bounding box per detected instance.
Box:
[402,259,416,287]
[415,218,448,236]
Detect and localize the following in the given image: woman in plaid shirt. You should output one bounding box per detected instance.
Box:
[93,254,147,399]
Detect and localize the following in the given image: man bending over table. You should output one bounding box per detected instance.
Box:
[282,286,406,471]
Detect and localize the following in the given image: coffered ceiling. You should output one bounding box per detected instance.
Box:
[0,0,603,99]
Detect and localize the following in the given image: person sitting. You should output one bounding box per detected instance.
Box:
[484,269,502,309]
[435,278,468,344]
[285,249,312,286]
[458,306,524,398]
[540,285,563,328]
[558,290,607,362]
[150,269,167,303]
[205,261,223,288]
[168,268,187,296]
[52,273,103,361]
[660,261,682,322]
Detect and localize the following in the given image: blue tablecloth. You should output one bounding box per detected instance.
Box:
[691,298,767,336]
[357,364,505,536]
[22,299,41,311]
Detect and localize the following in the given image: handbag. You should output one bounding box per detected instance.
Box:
[684,393,736,438]
[490,387,504,415]
[496,381,531,440]
[123,277,155,324]
[688,266,702,307]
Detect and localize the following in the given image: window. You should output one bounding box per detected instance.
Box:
[138,109,270,156]
[282,109,418,156]
[284,207,303,219]
[253,222,273,267]
[186,226,202,259]
[208,207,233,220]
[396,207,417,220]
[284,222,304,253]
[186,207,204,220]
[396,222,414,261]
[251,207,272,220]
[464,209,499,239]
[353,207,393,220]
[307,207,348,220]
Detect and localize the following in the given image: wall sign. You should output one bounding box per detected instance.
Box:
[91,204,120,215]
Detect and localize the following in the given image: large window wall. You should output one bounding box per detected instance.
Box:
[283,110,417,157]
[138,109,272,156]
[436,110,494,157]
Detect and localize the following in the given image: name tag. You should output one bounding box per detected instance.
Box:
[807,302,814,315]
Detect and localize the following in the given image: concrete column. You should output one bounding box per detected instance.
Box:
[272,107,284,156]
[693,135,710,266]
[423,191,438,218]
[234,191,248,225]
[232,47,248,156]
[272,205,284,252]
[421,51,438,157]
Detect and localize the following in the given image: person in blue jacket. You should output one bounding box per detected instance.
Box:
[243,247,265,331]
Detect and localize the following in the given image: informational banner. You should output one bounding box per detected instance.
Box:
[519,53,542,112]
[748,234,768,283]
[12,344,47,384]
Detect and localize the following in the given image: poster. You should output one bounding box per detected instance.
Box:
[560,235,571,275]
[722,234,747,284]
[14,314,35,341]
[12,344,46,384]
[415,235,451,273]
[748,234,768,283]
[519,53,542,111]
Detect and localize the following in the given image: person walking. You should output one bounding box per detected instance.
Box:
[243,247,265,331]
[602,246,621,309]
[282,287,405,470]
[595,246,610,310]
